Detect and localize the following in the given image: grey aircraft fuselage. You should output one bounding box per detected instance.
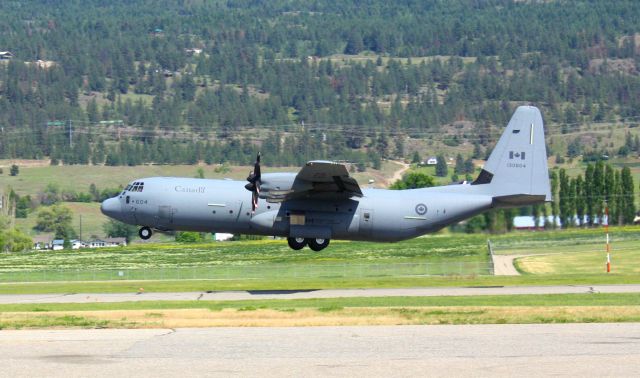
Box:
[101,106,552,249]
[102,177,494,243]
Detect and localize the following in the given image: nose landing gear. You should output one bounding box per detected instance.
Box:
[139,226,153,240]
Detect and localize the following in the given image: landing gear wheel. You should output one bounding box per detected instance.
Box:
[307,238,330,252]
[139,226,152,240]
[287,237,307,250]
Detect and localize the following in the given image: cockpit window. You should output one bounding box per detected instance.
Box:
[127,182,145,192]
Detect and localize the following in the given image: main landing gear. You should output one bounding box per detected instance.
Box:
[287,237,330,251]
[139,226,153,240]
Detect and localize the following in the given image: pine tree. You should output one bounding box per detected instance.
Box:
[621,167,636,224]
[575,175,585,226]
[558,169,571,228]
[411,151,421,164]
[532,204,541,228]
[593,160,605,223]
[550,170,559,228]
[454,153,464,174]
[584,164,595,226]
[613,170,623,225]
[435,154,448,177]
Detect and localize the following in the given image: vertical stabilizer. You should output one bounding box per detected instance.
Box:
[473,106,551,206]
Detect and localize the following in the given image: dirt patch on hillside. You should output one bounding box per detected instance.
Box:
[0,159,51,168]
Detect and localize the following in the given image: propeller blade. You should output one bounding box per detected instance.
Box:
[253,152,261,180]
[247,153,262,212]
[251,190,258,212]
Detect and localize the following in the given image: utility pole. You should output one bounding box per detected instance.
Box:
[79,214,82,242]
[68,119,73,148]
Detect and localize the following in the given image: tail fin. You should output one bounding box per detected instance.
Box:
[472,106,551,206]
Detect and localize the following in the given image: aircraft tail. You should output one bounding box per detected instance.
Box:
[472,106,552,207]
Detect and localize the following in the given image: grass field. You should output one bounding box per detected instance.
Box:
[0,227,638,286]
[0,227,638,328]
[491,226,640,256]
[516,250,640,275]
[1,293,640,329]
[0,235,492,283]
[14,201,105,238]
[489,226,640,274]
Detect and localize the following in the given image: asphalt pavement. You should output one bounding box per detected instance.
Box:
[0,284,639,304]
[1,324,639,377]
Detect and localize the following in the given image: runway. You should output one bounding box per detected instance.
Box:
[1,284,639,304]
[1,324,639,377]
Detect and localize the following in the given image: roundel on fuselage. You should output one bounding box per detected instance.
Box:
[415,203,427,215]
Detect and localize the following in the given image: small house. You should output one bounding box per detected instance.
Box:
[104,237,127,247]
[425,157,438,165]
[35,60,55,69]
[88,239,107,248]
[0,51,13,60]
[70,240,84,249]
[51,239,84,250]
[52,239,64,250]
[33,235,52,250]
[185,48,203,56]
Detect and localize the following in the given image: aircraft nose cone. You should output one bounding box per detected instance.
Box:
[101,198,120,218]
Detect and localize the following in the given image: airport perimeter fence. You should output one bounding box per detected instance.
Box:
[0,261,493,283]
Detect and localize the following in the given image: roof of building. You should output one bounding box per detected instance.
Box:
[104,237,126,244]
[32,235,52,243]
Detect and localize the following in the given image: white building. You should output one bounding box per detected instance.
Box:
[0,51,13,60]
[214,233,234,241]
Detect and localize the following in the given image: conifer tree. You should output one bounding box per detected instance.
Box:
[621,167,636,224]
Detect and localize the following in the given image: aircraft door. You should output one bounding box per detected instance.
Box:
[125,195,138,223]
[359,208,374,236]
[156,205,175,229]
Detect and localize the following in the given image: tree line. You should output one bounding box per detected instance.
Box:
[550,163,636,227]
[0,1,640,165]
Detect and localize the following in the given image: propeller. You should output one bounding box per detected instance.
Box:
[244,153,261,212]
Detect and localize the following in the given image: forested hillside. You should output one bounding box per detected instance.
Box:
[1,0,640,167]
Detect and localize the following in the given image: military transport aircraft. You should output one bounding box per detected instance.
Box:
[101,106,551,251]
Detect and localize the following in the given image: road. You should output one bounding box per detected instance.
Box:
[1,284,639,304]
[492,254,523,275]
[387,159,410,185]
[1,324,639,377]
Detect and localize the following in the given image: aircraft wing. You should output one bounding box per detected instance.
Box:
[264,161,363,202]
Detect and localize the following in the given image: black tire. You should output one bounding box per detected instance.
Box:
[307,238,330,251]
[287,237,307,250]
[139,226,152,240]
